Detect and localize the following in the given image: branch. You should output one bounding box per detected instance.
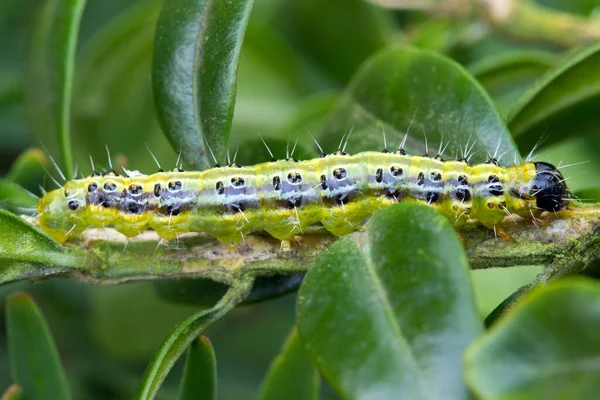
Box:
[465,205,600,271]
[368,0,600,48]
[479,0,600,48]
[19,203,598,286]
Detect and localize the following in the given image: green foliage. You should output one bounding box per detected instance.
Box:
[178,335,217,400]
[134,278,253,400]
[297,204,481,399]
[0,0,599,399]
[319,46,518,165]
[258,327,319,400]
[0,210,87,282]
[6,292,70,399]
[281,0,395,84]
[6,148,48,194]
[509,42,600,151]
[468,50,556,114]
[466,279,600,399]
[0,181,37,214]
[576,188,600,203]
[153,0,255,168]
[28,0,87,179]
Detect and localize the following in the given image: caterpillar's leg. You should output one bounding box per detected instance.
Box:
[293,234,307,249]
[493,225,516,243]
[280,239,291,252]
[528,210,550,228]
[226,234,245,253]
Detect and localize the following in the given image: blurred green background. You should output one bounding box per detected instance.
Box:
[1,0,600,398]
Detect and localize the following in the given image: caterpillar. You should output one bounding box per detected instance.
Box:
[35,141,570,246]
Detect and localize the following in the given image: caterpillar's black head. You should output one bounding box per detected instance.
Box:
[532,162,569,212]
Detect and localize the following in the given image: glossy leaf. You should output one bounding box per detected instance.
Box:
[469,51,555,114]
[28,0,87,179]
[466,279,600,400]
[258,326,319,400]
[297,203,482,400]
[153,0,255,168]
[178,335,216,400]
[134,277,253,400]
[509,42,600,152]
[319,46,518,165]
[6,292,70,400]
[0,180,38,214]
[6,148,48,195]
[0,210,87,283]
[281,0,394,84]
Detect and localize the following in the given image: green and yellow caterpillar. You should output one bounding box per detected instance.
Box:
[36,147,570,246]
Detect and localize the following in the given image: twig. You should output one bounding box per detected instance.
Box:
[9,204,599,286]
[368,0,600,48]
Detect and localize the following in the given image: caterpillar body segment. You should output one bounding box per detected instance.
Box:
[36,151,569,245]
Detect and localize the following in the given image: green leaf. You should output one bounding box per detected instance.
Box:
[28,0,87,179]
[296,203,482,400]
[231,91,336,166]
[281,0,395,84]
[483,282,534,329]
[409,19,467,55]
[575,188,600,203]
[155,274,305,306]
[73,0,165,172]
[76,0,159,79]
[178,335,216,400]
[154,279,229,306]
[0,210,87,283]
[536,0,600,15]
[466,279,600,400]
[319,46,518,165]
[53,0,86,180]
[258,326,319,400]
[0,72,24,109]
[6,148,49,195]
[6,292,70,400]
[243,274,306,304]
[0,181,38,214]
[152,0,255,168]
[134,277,253,400]
[1,385,23,400]
[469,51,555,114]
[509,42,600,152]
